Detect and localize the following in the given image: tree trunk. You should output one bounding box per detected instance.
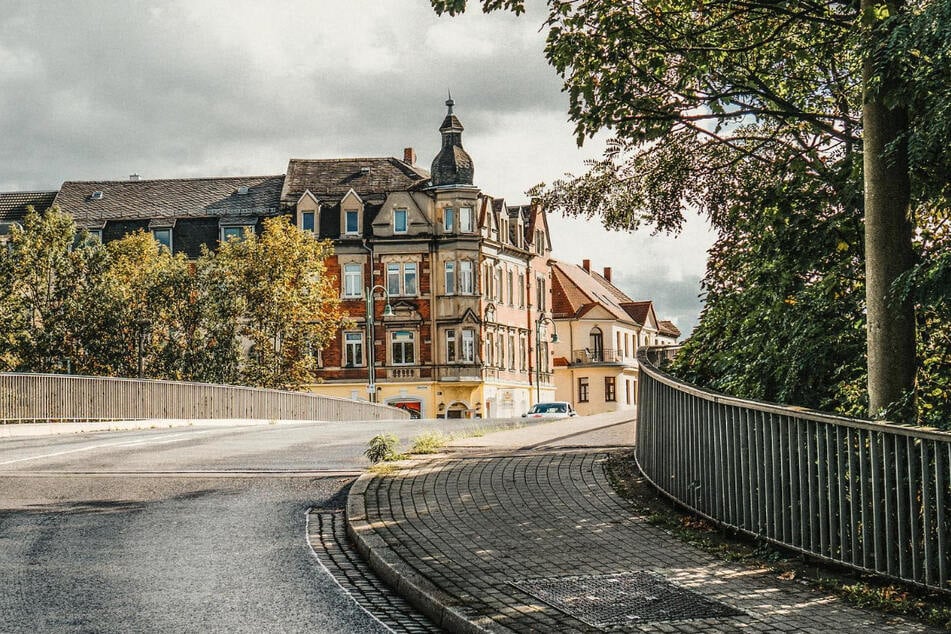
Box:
[862,0,916,420]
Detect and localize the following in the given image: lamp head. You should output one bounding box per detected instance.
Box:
[382,303,395,317]
[550,333,559,343]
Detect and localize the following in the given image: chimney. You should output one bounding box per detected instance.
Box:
[603,267,612,283]
[403,147,416,165]
[129,174,139,182]
[582,259,591,272]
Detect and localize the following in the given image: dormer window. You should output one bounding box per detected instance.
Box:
[393,209,408,233]
[153,228,172,250]
[219,217,256,243]
[345,210,359,234]
[302,211,316,233]
[459,206,473,232]
[91,191,104,200]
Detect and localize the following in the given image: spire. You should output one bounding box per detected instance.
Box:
[431,97,474,187]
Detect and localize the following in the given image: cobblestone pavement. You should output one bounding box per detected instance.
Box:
[307,508,443,633]
[347,449,941,633]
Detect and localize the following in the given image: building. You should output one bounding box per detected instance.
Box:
[550,259,679,415]
[0,191,58,244]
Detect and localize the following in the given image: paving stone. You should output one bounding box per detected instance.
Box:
[348,451,942,633]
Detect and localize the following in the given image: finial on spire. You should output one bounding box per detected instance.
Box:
[446,89,454,114]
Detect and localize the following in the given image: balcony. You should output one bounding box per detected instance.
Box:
[386,367,421,381]
[570,348,624,365]
[435,364,484,382]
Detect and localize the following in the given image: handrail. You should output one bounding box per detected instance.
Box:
[636,347,951,594]
[0,372,408,422]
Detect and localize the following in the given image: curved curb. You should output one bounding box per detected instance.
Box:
[346,468,494,634]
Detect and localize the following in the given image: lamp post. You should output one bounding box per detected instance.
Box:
[365,285,394,403]
[534,314,558,404]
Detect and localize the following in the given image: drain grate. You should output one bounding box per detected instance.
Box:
[511,571,743,629]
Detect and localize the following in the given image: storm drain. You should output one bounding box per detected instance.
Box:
[511,571,743,629]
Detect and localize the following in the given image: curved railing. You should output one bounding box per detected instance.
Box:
[636,348,951,594]
[0,373,408,423]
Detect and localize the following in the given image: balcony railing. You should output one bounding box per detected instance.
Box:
[386,367,420,381]
[435,365,484,382]
[636,348,951,595]
[570,348,623,364]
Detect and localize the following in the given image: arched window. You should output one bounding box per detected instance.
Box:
[589,327,604,362]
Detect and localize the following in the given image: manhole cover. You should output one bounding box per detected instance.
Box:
[511,571,743,628]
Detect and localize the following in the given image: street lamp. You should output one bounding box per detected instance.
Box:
[535,314,558,403]
[365,285,394,403]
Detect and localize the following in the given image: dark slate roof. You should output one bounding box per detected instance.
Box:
[281,157,429,205]
[53,175,285,223]
[658,320,682,338]
[0,191,58,221]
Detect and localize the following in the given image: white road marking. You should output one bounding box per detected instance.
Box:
[0,430,218,466]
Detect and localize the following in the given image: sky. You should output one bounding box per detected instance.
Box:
[0,0,714,334]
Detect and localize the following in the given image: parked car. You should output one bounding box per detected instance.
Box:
[522,402,577,419]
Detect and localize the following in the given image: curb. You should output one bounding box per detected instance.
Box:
[346,466,495,633]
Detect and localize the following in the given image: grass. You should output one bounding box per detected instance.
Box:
[606,450,951,631]
[409,430,453,454]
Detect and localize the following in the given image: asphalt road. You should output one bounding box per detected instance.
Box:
[0,420,505,633]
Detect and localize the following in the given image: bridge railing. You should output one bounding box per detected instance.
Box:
[636,348,951,594]
[0,373,408,423]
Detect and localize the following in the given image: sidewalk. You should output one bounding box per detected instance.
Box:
[346,412,940,633]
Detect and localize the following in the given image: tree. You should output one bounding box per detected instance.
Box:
[432,0,940,420]
[0,207,100,373]
[211,216,344,390]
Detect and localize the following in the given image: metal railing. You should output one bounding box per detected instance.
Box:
[636,348,951,594]
[570,348,623,364]
[0,373,408,422]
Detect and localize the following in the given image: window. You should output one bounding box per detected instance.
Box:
[345,210,359,234]
[459,260,474,294]
[518,273,525,308]
[444,261,456,294]
[535,229,545,254]
[496,268,503,302]
[344,332,364,367]
[461,329,475,362]
[626,379,632,404]
[498,334,505,368]
[387,263,400,296]
[302,211,316,233]
[152,228,172,251]
[507,271,514,305]
[444,207,455,232]
[625,333,630,358]
[536,277,546,310]
[482,263,491,298]
[578,377,590,403]
[605,377,617,402]
[485,333,494,366]
[391,330,415,365]
[88,228,103,243]
[393,209,408,233]
[386,262,417,296]
[446,329,456,362]
[343,263,363,297]
[459,206,473,232]
[508,335,516,369]
[221,226,245,242]
[403,263,417,295]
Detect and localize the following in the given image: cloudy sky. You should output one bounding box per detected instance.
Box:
[0,0,714,334]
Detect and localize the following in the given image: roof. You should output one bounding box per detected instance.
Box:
[282,157,429,204]
[658,320,682,338]
[0,191,58,221]
[551,260,635,322]
[53,175,285,223]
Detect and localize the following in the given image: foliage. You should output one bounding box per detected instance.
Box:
[211,216,343,390]
[0,208,343,390]
[410,430,452,454]
[364,433,402,464]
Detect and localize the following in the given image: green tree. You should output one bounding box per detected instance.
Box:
[432,0,940,420]
[212,216,344,390]
[0,207,100,373]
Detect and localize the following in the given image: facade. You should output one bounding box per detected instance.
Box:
[550,259,679,415]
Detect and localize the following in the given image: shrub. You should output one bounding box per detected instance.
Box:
[364,433,401,464]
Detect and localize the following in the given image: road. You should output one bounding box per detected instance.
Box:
[0,420,498,633]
